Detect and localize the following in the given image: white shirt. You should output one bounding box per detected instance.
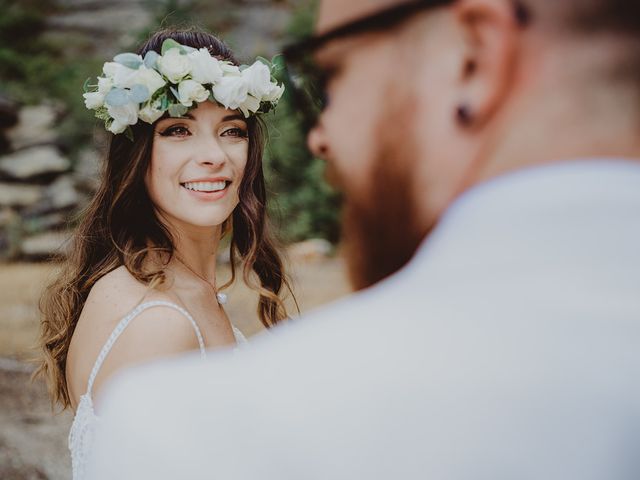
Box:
[87,159,640,480]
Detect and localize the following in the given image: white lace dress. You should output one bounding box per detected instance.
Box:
[68,300,247,480]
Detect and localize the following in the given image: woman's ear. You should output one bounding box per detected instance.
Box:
[453,0,522,128]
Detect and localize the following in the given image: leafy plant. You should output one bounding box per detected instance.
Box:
[263,0,341,242]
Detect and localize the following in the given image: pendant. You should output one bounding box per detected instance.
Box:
[216,292,228,305]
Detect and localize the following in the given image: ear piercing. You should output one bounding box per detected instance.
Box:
[456,104,474,127]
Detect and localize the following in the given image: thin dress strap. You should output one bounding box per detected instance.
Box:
[85,300,206,397]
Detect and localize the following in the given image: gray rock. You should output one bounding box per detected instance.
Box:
[0,146,71,180]
[0,208,21,259]
[20,231,72,259]
[44,175,80,211]
[23,212,69,235]
[0,93,19,129]
[0,207,17,228]
[74,148,102,191]
[5,105,59,150]
[0,183,42,208]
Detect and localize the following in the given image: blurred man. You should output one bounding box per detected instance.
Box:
[88,1,640,478]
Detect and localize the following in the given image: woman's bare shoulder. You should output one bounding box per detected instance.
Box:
[68,266,200,403]
[83,266,148,320]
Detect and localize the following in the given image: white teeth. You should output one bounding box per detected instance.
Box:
[182,181,227,192]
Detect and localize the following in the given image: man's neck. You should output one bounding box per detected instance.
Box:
[475,73,640,184]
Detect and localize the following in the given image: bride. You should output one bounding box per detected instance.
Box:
[34,28,293,479]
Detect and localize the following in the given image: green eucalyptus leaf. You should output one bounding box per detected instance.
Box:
[168,103,188,117]
[255,56,272,67]
[161,39,183,55]
[104,88,129,107]
[124,127,134,142]
[270,54,286,73]
[159,93,170,110]
[158,93,169,110]
[114,53,143,69]
[143,51,159,69]
[130,84,150,103]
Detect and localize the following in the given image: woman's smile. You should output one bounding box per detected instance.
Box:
[180,177,232,201]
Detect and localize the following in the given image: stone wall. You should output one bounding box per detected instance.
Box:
[0,98,101,260]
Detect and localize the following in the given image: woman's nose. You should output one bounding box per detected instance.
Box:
[196,134,226,167]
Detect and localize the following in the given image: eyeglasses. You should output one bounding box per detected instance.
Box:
[282,0,530,131]
[282,0,455,131]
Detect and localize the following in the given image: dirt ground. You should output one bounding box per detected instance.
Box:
[0,257,350,480]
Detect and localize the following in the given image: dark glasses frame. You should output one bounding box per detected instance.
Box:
[283,0,454,62]
[281,0,530,130]
[281,0,455,130]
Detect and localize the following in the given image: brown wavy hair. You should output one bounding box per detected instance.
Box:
[35,28,295,410]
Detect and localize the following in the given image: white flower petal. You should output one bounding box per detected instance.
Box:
[239,94,261,116]
[242,62,272,98]
[139,102,164,124]
[107,102,139,127]
[132,66,166,97]
[103,62,138,88]
[188,48,223,85]
[108,118,128,134]
[83,91,105,109]
[157,48,192,83]
[177,79,209,107]
[212,76,248,110]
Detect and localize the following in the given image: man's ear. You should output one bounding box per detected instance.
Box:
[453,0,522,128]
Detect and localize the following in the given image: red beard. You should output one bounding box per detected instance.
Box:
[339,107,430,290]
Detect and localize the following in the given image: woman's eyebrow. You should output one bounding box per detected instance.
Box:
[158,113,195,122]
[221,114,245,122]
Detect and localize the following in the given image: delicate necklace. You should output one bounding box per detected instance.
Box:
[174,255,227,305]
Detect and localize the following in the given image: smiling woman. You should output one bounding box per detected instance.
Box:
[33,28,295,480]
[149,107,250,228]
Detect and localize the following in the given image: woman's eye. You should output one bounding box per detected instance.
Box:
[221,127,248,138]
[160,125,190,137]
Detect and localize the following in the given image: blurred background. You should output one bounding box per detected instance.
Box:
[0,1,349,478]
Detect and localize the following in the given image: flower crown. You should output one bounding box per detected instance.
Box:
[83,39,285,138]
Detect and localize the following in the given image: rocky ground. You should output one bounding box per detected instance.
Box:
[0,254,349,479]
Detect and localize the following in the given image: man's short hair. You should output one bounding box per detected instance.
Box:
[567,0,640,34]
[531,0,640,86]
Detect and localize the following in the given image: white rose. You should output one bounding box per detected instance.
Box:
[212,76,248,110]
[220,62,241,76]
[83,75,116,110]
[241,62,272,98]
[83,91,105,109]
[107,102,139,130]
[139,100,164,124]
[108,118,128,134]
[177,80,209,107]
[131,66,166,96]
[263,83,285,102]
[156,48,191,83]
[103,62,138,88]
[238,94,261,117]
[97,76,113,95]
[188,48,223,85]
